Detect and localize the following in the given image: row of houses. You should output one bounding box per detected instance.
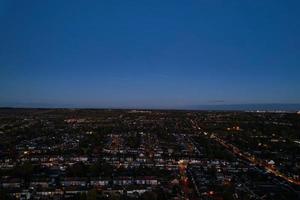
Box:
[1,176,160,189]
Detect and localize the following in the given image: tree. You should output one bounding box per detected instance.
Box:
[0,189,13,200]
[87,189,98,200]
[141,191,157,200]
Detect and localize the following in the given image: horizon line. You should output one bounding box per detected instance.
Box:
[1,103,300,112]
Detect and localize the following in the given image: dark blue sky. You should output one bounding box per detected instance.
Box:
[1,0,299,108]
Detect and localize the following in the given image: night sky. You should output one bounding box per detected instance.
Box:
[1,1,299,108]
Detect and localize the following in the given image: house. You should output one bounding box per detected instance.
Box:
[30,178,51,188]
[1,178,22,188]
[90,177,110,186]
[61,177,87,187]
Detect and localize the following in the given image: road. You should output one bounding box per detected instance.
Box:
[190,119,300,186]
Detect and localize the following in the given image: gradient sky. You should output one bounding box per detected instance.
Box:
[0,0,300,108]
